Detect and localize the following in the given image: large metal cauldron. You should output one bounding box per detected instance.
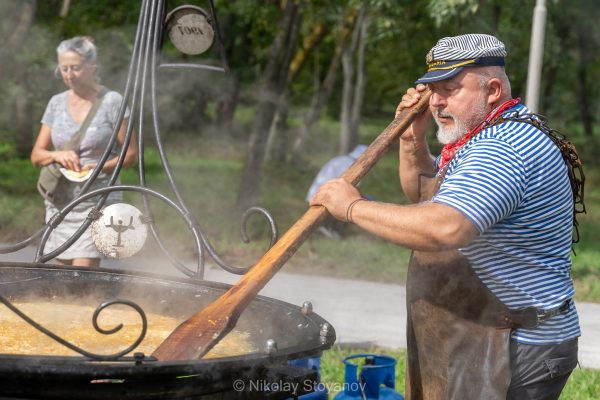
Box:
[0,262,335,399]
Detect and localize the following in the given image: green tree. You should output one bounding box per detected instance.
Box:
[236,0,304,211]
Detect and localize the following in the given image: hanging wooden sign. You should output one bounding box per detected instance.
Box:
[166,6,215,55]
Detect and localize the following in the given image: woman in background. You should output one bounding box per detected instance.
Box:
[31,36,137,267]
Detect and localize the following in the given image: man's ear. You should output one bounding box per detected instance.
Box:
[487,78,502,105]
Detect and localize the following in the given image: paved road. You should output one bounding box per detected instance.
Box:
[1,246,599,369]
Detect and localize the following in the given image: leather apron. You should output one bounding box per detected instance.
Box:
[405,171,513,400]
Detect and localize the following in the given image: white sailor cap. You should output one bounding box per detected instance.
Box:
[416,33,507,84]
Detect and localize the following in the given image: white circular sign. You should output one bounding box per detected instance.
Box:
[167,7,215,55]
[92,203,148,259]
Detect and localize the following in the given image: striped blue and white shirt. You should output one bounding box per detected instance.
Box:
[432,103,580,345]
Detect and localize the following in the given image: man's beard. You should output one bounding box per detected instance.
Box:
[433,97,490,145]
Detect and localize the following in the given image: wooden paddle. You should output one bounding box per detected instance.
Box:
[152,89,432,361]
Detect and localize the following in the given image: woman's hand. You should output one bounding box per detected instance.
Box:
[81,163,97,172]
[53,150,81,172]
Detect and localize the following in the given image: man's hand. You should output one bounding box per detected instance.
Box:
[396,84,431,142]
[309,178,362,221]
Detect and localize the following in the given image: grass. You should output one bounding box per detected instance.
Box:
[570,170,600,303]
[0,157,45,240]
[319,346,600,399]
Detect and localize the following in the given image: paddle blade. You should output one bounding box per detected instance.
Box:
[152,302,234,361]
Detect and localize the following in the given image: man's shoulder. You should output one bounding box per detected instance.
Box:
[477,104,552,149]
[465,105,565,176]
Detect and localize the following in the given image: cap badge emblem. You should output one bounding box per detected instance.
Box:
[426,50,433,65]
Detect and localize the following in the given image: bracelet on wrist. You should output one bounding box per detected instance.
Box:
[346,198,366,223]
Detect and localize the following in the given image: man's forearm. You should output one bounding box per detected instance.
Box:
[399,134,436,203]
[348,200,477,251]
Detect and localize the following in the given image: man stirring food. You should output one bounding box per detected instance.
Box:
[310,33,583,399]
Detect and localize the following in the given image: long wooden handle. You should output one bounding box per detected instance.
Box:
[152,90,431,361]
[234,89,432,293]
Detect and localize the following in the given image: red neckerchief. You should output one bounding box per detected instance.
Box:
[438,98,521,170]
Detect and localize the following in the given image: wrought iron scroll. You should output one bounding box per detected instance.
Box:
[0,294,147,361]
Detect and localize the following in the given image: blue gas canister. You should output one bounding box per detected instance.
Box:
[334,354,404,400]
[287,356,328,399]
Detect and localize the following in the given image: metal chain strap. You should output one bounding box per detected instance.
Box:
[485,111,586,244]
